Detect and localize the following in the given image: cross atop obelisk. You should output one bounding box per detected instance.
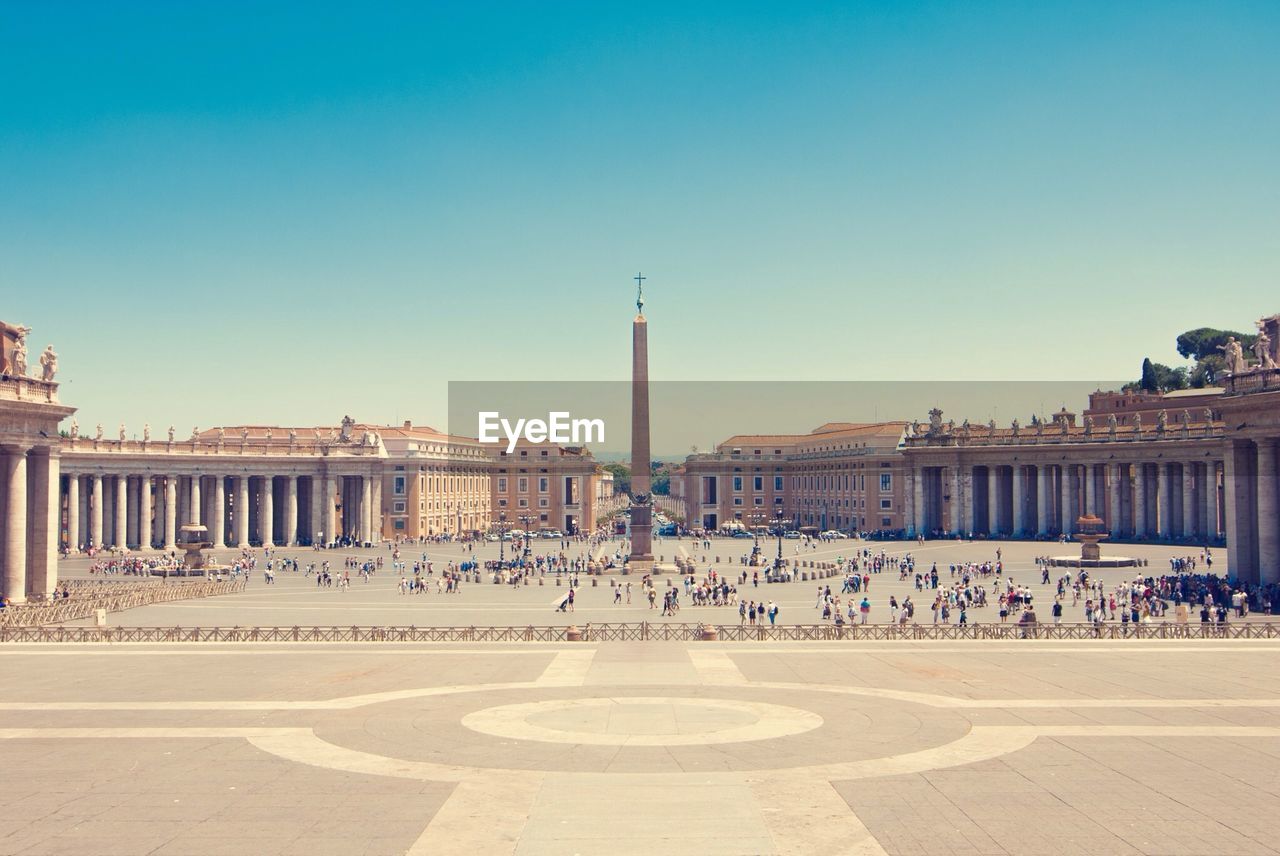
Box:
[628,272,654,569]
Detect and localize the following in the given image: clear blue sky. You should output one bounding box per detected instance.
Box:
[2,2,1277,434]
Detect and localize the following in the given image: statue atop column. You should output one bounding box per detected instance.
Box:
[39,345,57,381]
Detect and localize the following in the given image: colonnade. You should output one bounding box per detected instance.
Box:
[59,471,382,551]
[908,458,1225,543]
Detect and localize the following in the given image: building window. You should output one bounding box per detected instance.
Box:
[497,477,507,492]
[880,499,891,510]
[754,497,763,505]
[498,498,507,507]
[881,517,892,527]
[518,477,528,493]
[394,520,405,530]
[775,497,783,504]
[733,497,743,506]
[880,474,892,492]
[393,501,406,513]
[539,498,549,508]
[774,476,783,491]
[539,477,549,493]
[518,499,528,508]
[393,476,406,495]
[733,476,743,492]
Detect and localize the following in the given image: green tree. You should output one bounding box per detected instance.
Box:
[1175,328,1255,361]
[603,463,631,495]
[1139,358,1158,392]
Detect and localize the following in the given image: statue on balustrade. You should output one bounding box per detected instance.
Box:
[69,419,79,439]
[1107,414,1117,438]
[1252,326,1277,370]
[39,345,57,381]
[1083,415,1093,436]
[143,424,151,442]
[168,425,175,442]
[11,332,28,377]
[118,423,126,442]
[94,423,103,441]
[1156,410,1168,434]
[1217,336,1247,375]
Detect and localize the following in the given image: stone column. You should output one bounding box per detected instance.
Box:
[236,477,251,548]
[1009,465,1023,536]
[1198,463,1213,540]
[90,474,103,549]
[189,476,201,526]
[3,446,29,603]
[1059,465,1072,535]
[1181,463,1196,541]
[361,476,373,543]
[114,474,127,549]
[370,474,382,543]
[309,475,323,545]
[66,474,79,552]
[1224,441,1258,582]
[261,476,275,547]
[139,477,152,549]
[1134,464,1148,538]
[1084,464,1096,516]
[1108,464,1122,535]
[911,467,924,535]
[1256,440,1278,584]
[963,466,976,535]
[27,448,58,599]
[987,466,1000,535]
[1158,462,1174,539]
[211,477,225,547]
[284,476,298,547]
[324,475,337,546]
[1036,465,1050,535]
[163,477,178,551]
[126,477,139,547]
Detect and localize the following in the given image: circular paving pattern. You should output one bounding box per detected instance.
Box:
[460,696,824,746]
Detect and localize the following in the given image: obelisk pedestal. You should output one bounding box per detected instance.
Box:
[627,286,655,573]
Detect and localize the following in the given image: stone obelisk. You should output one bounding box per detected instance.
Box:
[628,273,654,568]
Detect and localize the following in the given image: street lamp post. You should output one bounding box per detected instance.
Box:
[772,509,787,571]
[520,514,535,557]
[497,511,508,566]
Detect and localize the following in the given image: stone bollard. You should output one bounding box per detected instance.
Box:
[801,572,808,582]
[592,577,598,587]
[701,623,718,641]
[556,578,562,586]
[566,625,582,642]
[539,578,544,586]
[524,577,529,586]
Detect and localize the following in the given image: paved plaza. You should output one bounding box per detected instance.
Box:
[1,636,1279,855]
[56,537,1257,629]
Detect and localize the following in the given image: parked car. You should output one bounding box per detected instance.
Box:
[784,530,802,539]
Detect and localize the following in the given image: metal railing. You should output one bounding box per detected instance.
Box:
[1,619,1274,643]
[0,579,248,628]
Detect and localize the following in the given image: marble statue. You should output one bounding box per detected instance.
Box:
[265,428,273,441]
[168,425,175,442]
[217,426,225,441]
[118,423,126,442]
[143,423,151,442]
[242,427,249,441]
[69,420,79,439]
[1204,407,1213,424]
[11,333,28,376]
[1253,327,1277,370]
[94,424,103,441]
[191,426,199,440]
[1034,417,1044,436]
[1156,409,1168,434]
[1107,413,1117,437]
[1010,418,1020,438]
[1218,336,1247,374]
[1133,413,1143,435]
[38,345,57,381]
[988,418,996,435]
[1083,415,1093,436]
[288,428,297,443]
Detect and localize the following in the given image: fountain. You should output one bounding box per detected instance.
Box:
[1048,515,1139,568]
[175,523,230,576]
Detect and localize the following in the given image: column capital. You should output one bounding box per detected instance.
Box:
[1,442,32,455]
